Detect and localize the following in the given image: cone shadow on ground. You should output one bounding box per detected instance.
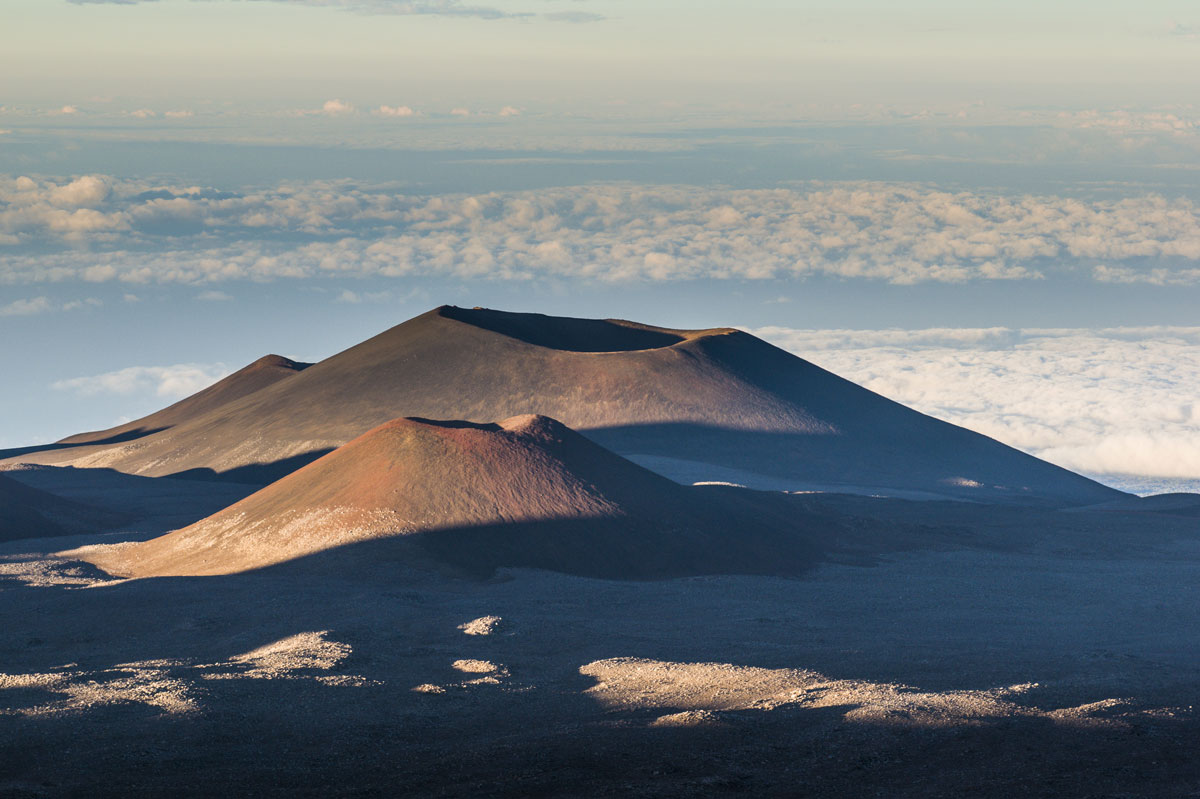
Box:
[1,465,260,538]
[2,556,1199,798]
[0,428,168,461]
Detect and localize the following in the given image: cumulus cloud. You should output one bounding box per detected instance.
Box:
[0,175,128,243]
[4,178,1200,286]
[48,175,111,207]
[52,363,231,400]
[375,105,416,117]
[751,325,1200,489]
[450,108,471,117]
[129,108,156,118]
[498,106,522,117]
[164,110,193,118]
[321,99,355,116]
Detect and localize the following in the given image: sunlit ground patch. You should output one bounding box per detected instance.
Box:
[0,663,198,718]
[0,553,126,589]
[0,631,373,719]
[580,657,1187,729]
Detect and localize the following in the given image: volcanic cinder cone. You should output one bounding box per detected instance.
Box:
[0,471,129,542]
[81,414,817,579]
[15,306,1123,506]
[57,354,311,448]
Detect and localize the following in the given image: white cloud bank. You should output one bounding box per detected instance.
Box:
[4,177,1200,287]
[752,325,1200,491]
[52,363,230,400]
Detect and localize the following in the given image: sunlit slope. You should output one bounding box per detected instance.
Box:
[58,354,311,447]
[23,306,1122,506]
[80,414,819,578]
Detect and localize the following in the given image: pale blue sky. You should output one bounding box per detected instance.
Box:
[4,0,1198,108]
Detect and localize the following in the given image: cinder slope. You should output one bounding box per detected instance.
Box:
[79,415,815,579]
[0,472,128,542]
[19,306,1122,506]
[58,354,311,447]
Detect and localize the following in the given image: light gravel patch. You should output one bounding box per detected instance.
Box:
[0,664,198,718]
[201,631,378,686]
[458,615,507,636]
[0,631,374,719]
[580,658,1173,729]
[0,553,127,589]
[451,659,503,674]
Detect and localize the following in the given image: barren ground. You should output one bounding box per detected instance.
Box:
[1,467,1198,797]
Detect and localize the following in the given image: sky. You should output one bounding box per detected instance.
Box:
[2,0,1199,493]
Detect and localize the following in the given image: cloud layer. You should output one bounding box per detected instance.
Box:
[4,177,1200,287]
[752,325,1200,489]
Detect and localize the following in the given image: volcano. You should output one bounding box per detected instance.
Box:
[57,354,311,448]
[79,414,821,579]
[9,306,1123,506]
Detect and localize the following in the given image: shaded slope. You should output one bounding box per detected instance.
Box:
[0,471,129,542]
[58,354,311,447]
[1072,492,1200,518]
[78,415,820,579]
[20,306,1122,506]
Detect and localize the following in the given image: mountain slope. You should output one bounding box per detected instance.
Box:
[58,354,311,447]
[0,471,129,542]
[13,306,1123,506]
[78,415,820,578]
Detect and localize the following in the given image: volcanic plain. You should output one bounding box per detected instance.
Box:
[1,307,1198,797]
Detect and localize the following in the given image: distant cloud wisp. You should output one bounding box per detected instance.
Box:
[0,296,53,316]
[0,295,100,316]
[542,11,604,23]
[63,0,602,20]
[52,363,231,399]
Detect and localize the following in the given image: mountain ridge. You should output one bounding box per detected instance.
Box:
[76,413,823,578]
[6,306,1123,507]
